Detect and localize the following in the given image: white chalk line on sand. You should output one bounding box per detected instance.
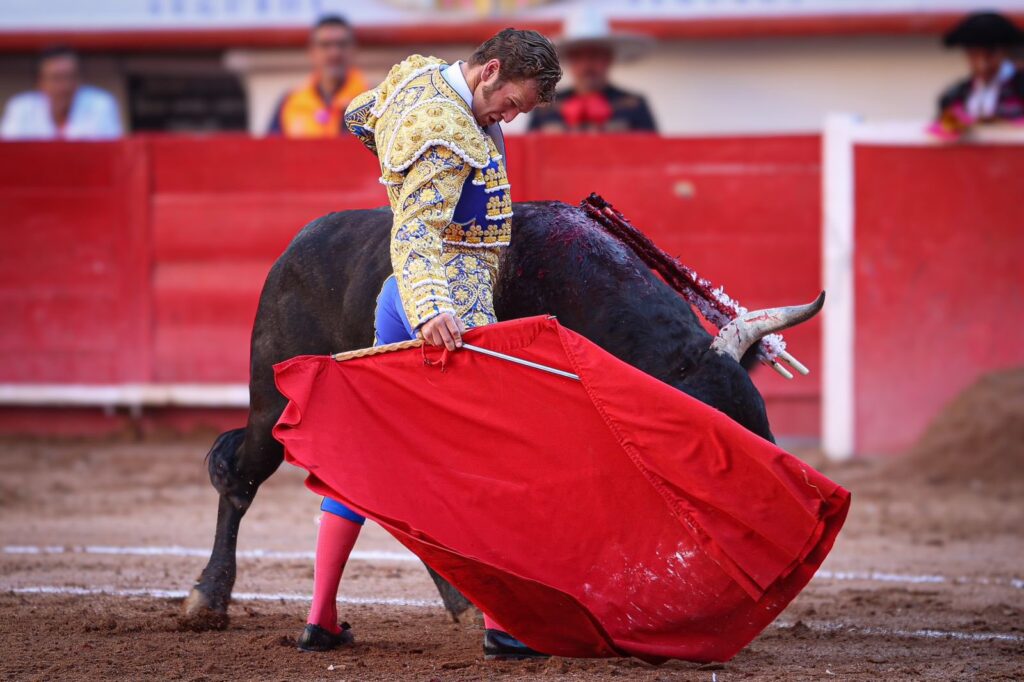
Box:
[6,544,1022,591]
[7,585,441,608]
[815,569,1024,590]
[5,585,1022,644]
[3,544,416,563]
[773,620,1023,643]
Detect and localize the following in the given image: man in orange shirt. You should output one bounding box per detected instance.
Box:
[268,15,368,137]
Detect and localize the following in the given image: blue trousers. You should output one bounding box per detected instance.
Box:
[321,276,414,524]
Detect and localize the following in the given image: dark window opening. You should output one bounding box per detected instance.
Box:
[128,73,247,132]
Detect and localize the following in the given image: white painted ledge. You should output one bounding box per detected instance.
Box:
[0,384,250,408]
[848,120,1024,146]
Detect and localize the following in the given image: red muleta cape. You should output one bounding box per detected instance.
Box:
[273,316,850,662]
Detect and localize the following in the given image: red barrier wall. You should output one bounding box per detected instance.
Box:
[0,134,821,438]
[853,143,1024,454]
[0,141,150,383]
[148,136,383,382]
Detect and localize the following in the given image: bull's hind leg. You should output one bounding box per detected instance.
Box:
[181,418,284,629]
[181,491,243,630]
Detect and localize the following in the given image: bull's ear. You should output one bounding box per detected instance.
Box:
[711,292,825,363]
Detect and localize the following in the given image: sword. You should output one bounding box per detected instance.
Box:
[333,340,580,382]
[462,343,579,381]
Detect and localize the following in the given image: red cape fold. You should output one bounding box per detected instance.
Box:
[273,316,849,662]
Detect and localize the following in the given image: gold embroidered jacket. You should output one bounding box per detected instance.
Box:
[344,55,511,330]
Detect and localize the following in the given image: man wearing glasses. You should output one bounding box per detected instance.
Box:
[267,15,368,138]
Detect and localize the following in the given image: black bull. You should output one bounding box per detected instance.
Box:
[181,200,822,628]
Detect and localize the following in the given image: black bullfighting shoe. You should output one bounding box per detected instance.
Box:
[297,622,354,652]
[483,629,550,661]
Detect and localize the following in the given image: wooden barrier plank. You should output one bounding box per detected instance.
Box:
[0,141,122,188]
[150,193,379,261]
[120,138,154,383]
[149,136,383,194]
[153,326,254,383]
[0,141,149,383]
[153,262,267,327]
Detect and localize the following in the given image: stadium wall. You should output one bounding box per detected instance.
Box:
[4,129,1020,453]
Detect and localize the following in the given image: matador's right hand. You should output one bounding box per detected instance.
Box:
[418,312,466,351]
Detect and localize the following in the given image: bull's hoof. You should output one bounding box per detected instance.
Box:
[179,588,229,631]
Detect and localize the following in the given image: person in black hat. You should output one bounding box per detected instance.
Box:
[931,11,1024,137]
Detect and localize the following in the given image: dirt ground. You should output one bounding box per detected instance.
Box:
[0,436,1021,681]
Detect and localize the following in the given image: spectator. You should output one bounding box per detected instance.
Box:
[268,15,368,137]
[528,8,656,133]
[931,12,1024,138]
[1,45,122,140]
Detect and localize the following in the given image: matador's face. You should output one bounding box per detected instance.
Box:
[472,58,540,127]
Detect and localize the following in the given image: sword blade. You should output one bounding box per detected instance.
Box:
[461,343,580,381]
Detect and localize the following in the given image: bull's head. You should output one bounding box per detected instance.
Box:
[675,292,826,444]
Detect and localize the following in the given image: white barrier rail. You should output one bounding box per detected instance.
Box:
[0,384,249,408]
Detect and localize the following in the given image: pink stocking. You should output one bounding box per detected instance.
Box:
[483,612,505,632]
[306,512,362,633]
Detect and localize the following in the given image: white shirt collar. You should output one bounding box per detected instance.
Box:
[967,60,1017,119]
[440,60,505,156]
[441,60,474,109]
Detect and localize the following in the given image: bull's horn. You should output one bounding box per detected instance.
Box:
[711,291,826,362]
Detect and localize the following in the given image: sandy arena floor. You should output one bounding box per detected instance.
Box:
[0,438,1021,681]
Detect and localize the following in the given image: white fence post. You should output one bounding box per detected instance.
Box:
[822,113,858,460]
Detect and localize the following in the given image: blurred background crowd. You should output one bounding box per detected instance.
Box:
[2,0,1023,141]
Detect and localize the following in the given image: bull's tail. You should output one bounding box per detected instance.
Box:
[206,427,247,504]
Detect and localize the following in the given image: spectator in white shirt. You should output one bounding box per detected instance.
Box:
[1,45,122,141]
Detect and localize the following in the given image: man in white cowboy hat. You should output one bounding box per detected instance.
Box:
[528,6,656,133]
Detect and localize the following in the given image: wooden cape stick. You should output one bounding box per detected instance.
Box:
[332,339,423,362]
